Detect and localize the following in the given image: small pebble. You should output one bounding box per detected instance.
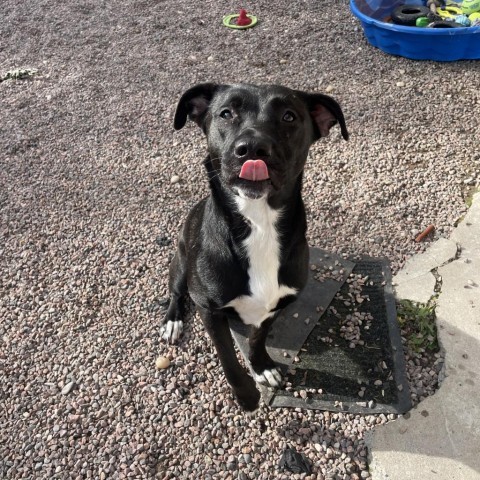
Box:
[61,381,75,395]
[170,175,181,184]
[155,356,171,369]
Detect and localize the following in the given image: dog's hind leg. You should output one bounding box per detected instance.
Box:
[161,247,188,343]
[198,307,261,412]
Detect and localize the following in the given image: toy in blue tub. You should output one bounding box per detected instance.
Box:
[350,0,480,60]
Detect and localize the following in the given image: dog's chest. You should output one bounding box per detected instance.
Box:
[225,196,297,327]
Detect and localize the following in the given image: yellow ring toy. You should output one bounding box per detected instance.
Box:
[437,5,463,17]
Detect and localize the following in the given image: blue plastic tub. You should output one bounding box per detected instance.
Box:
[350,0,480,60]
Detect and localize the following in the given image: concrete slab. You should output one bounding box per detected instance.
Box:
[368,192,480,480]
[393,237,458,304]
[393,271,436,305]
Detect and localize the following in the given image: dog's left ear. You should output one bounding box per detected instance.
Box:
[174,83,219,132]
[297,92,349,141]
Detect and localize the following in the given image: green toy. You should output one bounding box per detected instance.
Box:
[416,16,430,26]
[462,0,480,15]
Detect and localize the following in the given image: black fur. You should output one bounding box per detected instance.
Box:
[163,83,348,411]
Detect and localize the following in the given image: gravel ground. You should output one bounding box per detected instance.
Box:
[1,0,480,478]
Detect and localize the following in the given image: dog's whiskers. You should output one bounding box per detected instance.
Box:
[203,156,222,165]
[207,167,223,182]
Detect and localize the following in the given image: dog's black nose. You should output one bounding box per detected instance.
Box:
[234,139,272,159]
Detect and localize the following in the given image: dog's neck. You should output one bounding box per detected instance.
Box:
[234,193,282,231]
[202,155,307,261]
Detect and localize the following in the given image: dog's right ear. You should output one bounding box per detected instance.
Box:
[174,83,219,131]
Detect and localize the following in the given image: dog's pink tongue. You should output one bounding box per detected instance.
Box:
[239,160,269,181]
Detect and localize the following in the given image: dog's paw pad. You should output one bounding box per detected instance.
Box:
[253,367,282,388]
[160,320,183,343]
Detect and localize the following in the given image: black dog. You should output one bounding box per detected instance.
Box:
[162,83,348,412]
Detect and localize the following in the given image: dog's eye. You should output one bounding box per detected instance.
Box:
[282,111,296,122]
[220,109,233,120]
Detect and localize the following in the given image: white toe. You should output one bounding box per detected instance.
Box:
[272,368,283,385]
[172,320,182,341]
[161,320,183,343]
[253,367,282,388]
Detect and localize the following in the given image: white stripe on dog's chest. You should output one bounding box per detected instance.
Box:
[225,195,297,327]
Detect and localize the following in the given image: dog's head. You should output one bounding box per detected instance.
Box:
[174,83,348,200]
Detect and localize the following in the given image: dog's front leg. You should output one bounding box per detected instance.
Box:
[197,307,261,412]
[248,316,283,388]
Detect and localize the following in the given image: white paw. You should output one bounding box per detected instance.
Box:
[253,367,282,388]
[160,320,183,343]
[245,406,261,418]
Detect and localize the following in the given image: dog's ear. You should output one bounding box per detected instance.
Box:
[174,83,219,131]
[298,92,349,141]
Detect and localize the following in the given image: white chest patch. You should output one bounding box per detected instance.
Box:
[225,194,297,328]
